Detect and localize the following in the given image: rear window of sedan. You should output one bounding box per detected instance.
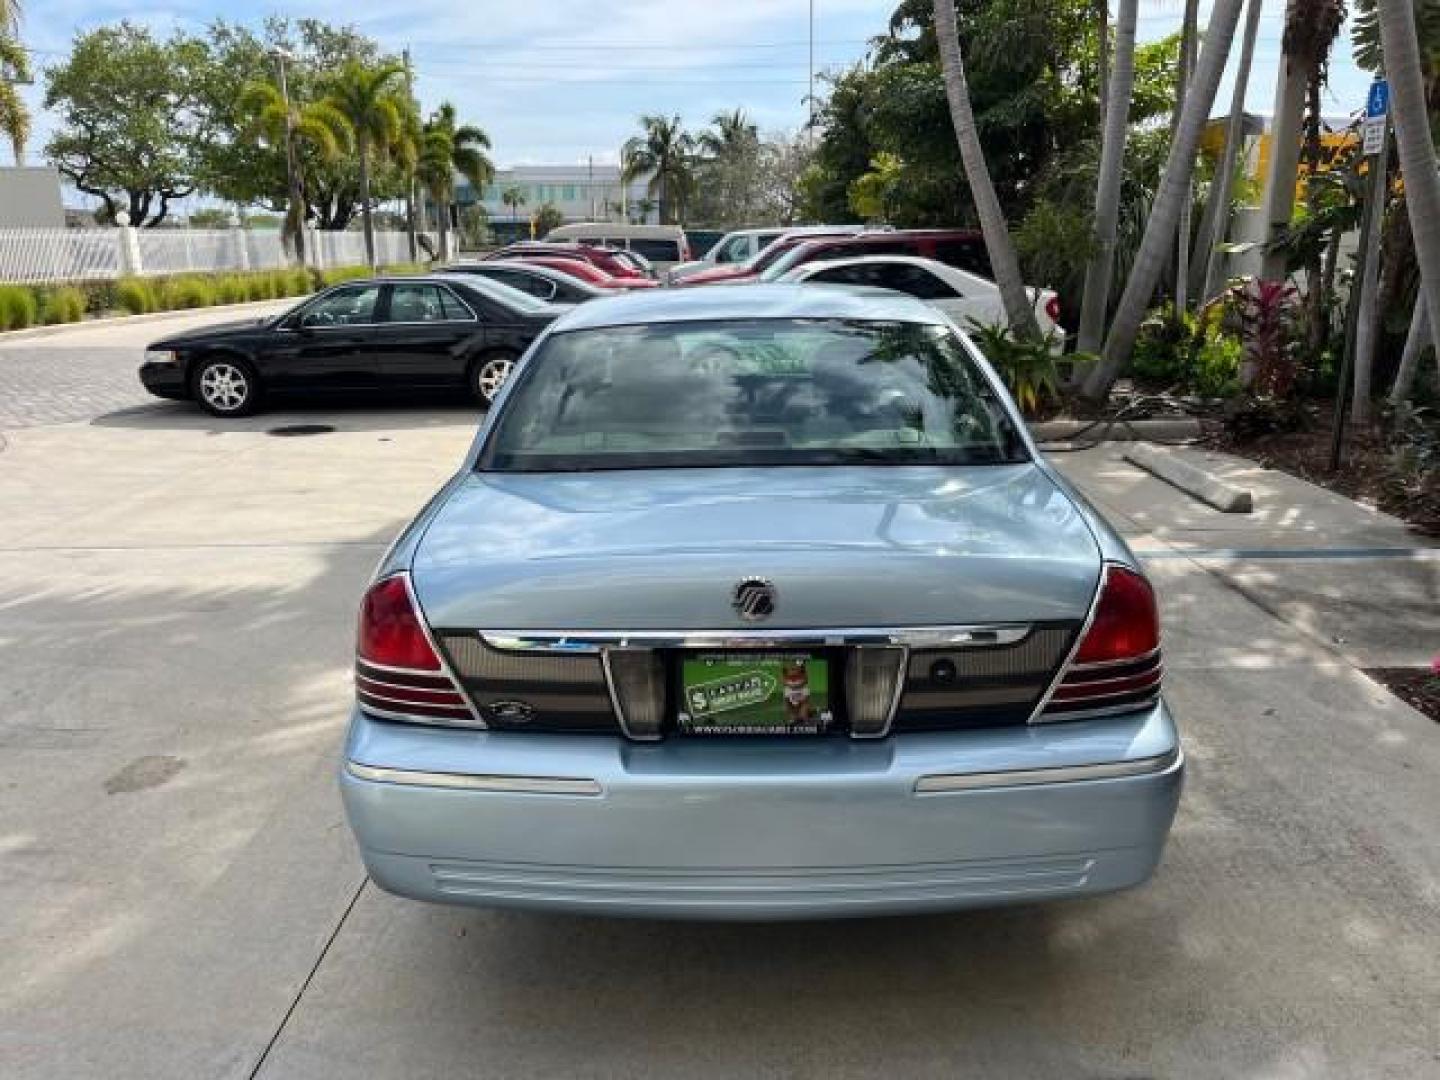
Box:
[479,319,1027,472]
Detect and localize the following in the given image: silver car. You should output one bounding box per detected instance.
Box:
[340,285,1182,920]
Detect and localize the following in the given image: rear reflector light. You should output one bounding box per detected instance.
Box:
[355,575,478,726]
[1045,294,1061,323]
[845,647,907,737]
[1040,565,1162,720]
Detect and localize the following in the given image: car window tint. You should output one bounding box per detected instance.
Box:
[628,239,680,261]
[299,285,381,327]
[877,264,960,301]
[491,269,555,300]
[807,264,870,287]
[483,319,1026,472]
[437,287,474,320]
[934,240,994,279]
[386,284,457,323]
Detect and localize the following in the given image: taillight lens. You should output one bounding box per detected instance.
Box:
[1045,294,1061,323]
[1040,565,1162,720]
[358,575,440,670]
[355,575,477,725]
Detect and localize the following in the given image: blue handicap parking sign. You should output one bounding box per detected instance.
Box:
[1367,80,1390,118]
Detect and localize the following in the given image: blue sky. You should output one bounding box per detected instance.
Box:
[14,0,1376,174]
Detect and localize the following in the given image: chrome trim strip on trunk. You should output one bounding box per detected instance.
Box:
[914,748,1180,793]
[396,572,488,728]
[346,760,602,795]
[1026,566,1106,724]
[480,624,1033,652]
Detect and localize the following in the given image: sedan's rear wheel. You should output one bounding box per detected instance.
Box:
[193,356,260,417]
[472,353,516,406]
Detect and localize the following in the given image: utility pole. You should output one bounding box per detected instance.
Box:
[808,0,816,145]
[403,47,420,263]
[271,48,305,267]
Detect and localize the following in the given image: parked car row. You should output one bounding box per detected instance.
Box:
[139,223,1067,416]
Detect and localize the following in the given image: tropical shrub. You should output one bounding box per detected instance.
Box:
[116,277,157,315]
[0,285,39,330]
[159,276,216,310]
[966,321,1061,416]
[1229,279,1302,397]
[39,287,87,325]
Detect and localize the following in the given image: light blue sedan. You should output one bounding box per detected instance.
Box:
[340,285,1182,919]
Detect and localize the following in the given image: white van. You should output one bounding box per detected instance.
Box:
[543,223,691,272]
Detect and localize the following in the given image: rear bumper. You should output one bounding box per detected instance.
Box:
[340,703,1182,920]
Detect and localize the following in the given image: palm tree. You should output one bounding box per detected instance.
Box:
[1196,0,1265,302]
[1258,0,1347,282]
[1083,0,1247,398]
[622,115,695,226]
[501,185,527,227]
[239,80,352,265]
[419,103,493,258]
[933,0,1042,340]
[698,109,759,225]
[0,30,30,165]
[1076,0,1139,354]
[323,59,407,268]
[1380,0,1440,368]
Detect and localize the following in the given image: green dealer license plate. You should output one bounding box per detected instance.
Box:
[678,652,834,735]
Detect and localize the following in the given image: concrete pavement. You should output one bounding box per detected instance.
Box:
[0,302,293,428]
[1,313,1437,1078]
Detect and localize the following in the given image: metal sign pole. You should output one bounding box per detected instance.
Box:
[1329,80,1391,472]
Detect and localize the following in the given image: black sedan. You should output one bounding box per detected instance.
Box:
[139,275,562,416]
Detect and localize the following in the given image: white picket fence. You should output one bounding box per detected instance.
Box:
[0,227,430,284]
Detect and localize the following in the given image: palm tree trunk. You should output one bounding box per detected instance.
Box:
[1196,0,1263,301]
[1378,0,1440,374]
[1173,0,1200,313]
[933,0,1042,340]
[1096,0,1109,148]
[406,176,419,263]
[357,133,376,270]
[1258,1,1310,282]
[1077,0,1138,354]
[1083,0,1246,398]
[1389,296,1429,405]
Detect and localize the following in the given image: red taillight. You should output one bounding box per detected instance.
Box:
[1041,565,1162,719]
[355,575,476,724]
[1074,565,1159,664]
[1045,294,1061,323]
[358,575,441,670]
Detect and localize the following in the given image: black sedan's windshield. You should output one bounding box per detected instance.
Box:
[480,318,1027,472]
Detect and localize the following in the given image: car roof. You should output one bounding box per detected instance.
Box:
[550,282,947,331]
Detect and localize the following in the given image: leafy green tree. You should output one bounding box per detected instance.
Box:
[622,115,695,225]
[694,109,762,226]
[43,22,214,225]
[533,203,566,237]
[847,151,906,223]
[323,58,407,266]
[501,185,527,225]
[418,102,492,254]
[0,33,29,164]
[238,78,351,259]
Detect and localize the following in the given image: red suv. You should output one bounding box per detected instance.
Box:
[486,243,647,280]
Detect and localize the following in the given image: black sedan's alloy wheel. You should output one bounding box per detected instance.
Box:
[193,357,260,417]
[472,353,516,406]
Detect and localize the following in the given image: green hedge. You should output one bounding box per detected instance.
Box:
[0,265,384,331]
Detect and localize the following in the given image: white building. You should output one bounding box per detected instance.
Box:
[457,164,656,239]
